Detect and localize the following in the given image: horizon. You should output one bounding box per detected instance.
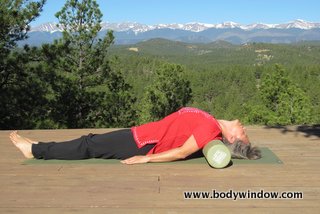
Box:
[32,19,319,26]
[31,0,320,26]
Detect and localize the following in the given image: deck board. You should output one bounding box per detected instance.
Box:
[0,126,319,213]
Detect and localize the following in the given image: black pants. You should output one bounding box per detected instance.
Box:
[32,129,155,160]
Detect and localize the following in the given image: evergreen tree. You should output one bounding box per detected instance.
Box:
[0,0,45,52]
[139,63,192,123]
[93,58,137,127]
[47,0,136,128]
[253,64,312,125]
[0,0,45,90]
[0,0,46,129]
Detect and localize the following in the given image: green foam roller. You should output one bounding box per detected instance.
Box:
[202,140,231,168]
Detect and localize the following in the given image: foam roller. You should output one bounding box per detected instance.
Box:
[202,140,231,168]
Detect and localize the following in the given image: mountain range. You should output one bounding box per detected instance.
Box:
[20,20,320,46]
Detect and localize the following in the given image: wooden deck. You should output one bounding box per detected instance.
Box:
[0,126,319,213]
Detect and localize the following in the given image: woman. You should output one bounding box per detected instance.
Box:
[10,107,261,164]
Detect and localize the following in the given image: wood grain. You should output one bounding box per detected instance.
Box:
[0,126,319,213]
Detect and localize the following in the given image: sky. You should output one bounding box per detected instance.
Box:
[32,0,320,26]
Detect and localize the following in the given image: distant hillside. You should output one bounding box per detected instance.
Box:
[107,39,320,125]
[109,39,320,67]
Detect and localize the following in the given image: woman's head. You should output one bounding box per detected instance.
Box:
[218,119,261,160]
[226,119,250,144]
[222,137,262,160]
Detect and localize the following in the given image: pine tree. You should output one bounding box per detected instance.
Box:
[257,64,312,125]
[139,63,192,123]
[93,58,137,127]
[0,0,46,129]
[1,0,45,90]
[47,0,136,128]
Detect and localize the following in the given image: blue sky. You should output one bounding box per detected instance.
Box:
[32,0,320,26]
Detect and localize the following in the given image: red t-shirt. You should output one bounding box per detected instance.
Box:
[131,107,222,155]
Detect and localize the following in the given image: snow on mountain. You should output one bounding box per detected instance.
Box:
[215,21,241,29]
[275,19,309,29]
[241,23,275,30]
[30,22,62,32]
[100,22,215,33]
[180,22,215,32]
[101,22,150,33]
[277,19,320,29]
[241,20,319,30]
[153,23,184,31]
[30,20,320,34]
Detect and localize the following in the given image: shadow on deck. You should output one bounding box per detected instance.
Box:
[264,124,320,138]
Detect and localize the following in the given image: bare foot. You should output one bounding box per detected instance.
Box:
[10,131,34,159]
[13,131,38,144]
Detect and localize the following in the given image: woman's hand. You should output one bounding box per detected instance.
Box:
[120,155,151,165]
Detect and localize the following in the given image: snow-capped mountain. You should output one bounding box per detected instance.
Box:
[100,22,150,33]
[172,22,215,32]
[275,19,320,29]
[242,23,275,30]
[215,21,241,29]
[23,19,320,46]
[30,22,63,32]
[30,20,320,33]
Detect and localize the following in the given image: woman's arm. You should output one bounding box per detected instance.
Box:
[121,135,199,164]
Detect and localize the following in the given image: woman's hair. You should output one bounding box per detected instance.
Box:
[222,137,262,160]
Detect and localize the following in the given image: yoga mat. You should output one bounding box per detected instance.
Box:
[22,147,282,165]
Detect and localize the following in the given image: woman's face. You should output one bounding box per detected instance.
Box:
[232,120,250,144]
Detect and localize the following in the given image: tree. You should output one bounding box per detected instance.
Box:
[93,58,137,127]
[0,0,45,89]
[251,64,312,125]
[52,0,109,127]
[55,0,109,73]
[46,0,136,128]
[139,63,192,123]
[0,0,45,49]
[0,0,46,129]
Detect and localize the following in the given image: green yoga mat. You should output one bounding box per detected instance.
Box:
[23,147,282,165]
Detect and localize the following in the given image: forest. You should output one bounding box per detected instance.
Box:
[1,0,320,130]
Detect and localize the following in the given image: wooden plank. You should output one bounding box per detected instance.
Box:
[0,208,318,214]
[0,126,319,213]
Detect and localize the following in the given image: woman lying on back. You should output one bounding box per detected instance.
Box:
[10,107,261,164]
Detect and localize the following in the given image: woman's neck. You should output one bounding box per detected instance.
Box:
[217,120,227,134]
[217,119,234,137]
